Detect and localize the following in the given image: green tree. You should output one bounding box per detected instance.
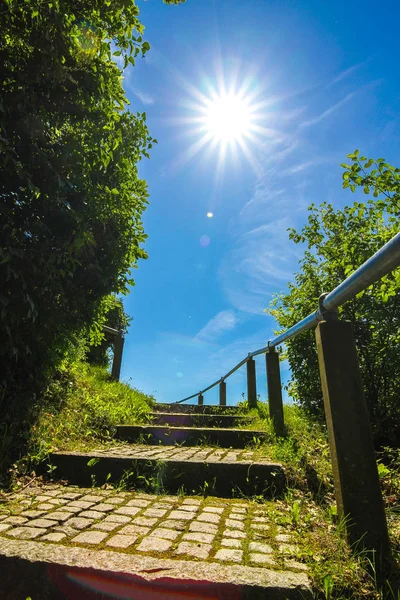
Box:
[268,152,400,445]
[0,0,183,473]
[0,0,183,379]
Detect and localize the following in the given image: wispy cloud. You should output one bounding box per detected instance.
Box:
[281,156,333,175]
[132,89,155,105]
[325,61,367,88]
[300,92,356,128]
[194,310,239,344]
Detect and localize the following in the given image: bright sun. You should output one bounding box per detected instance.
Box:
[171,71,272,175]
[203,92,252,143]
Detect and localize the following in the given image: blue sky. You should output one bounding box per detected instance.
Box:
[119,0,400,404]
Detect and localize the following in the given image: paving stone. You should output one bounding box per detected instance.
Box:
[131,517,157,528]
[0,523,12,533]
[3,516,28,525]
[276,534,293,543]
[221,537,242,548]
[251,523,270,531]
[223,529,246,539]
[249,541,274,554]
[91,503,114,512]
[80,495,104,503]
[54,525,80,537]
[197,512,220,524]
[203,506,224,514]
[39,490,60,498]
[143,508,168,518]
[92,521,121,532]
[228,513,245,521]
[231,507,247,514]
[35,495,54,502]
[178,505,198,513]
[118,525,151,537]
[36,503,56,511]
[189,521,218,534]
[40,532,67,542]
[168,510,194,521]
[79,510,107,520]
[60,506,82,514]
[104,514,131,524]
[64,517,94,530]
[175,542,211,559]
[47,498,68,506]
[106,497,125,505]
[20,510,46,518]
[60,492,82,500]
[152,503,173,510]
[279,544,299,555]
[72,531,108,544]
[163,520,187,530]
[47,511,75,522]
[253,517,269,523]
[106,534,138,548]
[67,501,95,510]
[28,518,58,528]
[126,499,151,508]
[215,549,243,563]
[7,527,47,539]
[225,519,244,530]
[285,559,308,572]
[115,506,141,517]
[182,532,215,544]
[181,499,201,505]
[250,553,278,566]
[149,528,180,541]
[133,493,158,499]
[136,537,172,552]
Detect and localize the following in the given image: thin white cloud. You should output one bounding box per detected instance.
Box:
[132,89,155,105]
[325,61,367,88]
[281,157,333,175]
[194,310,239,344]
[300,92,356,128]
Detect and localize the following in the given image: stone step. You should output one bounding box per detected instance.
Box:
[0,484,311,599]
[149,412,255,428]
[153,403,243,414]
[115,425,269,448]
[48,445,285,498]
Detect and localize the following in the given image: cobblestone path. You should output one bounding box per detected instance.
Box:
[0,403,312,598]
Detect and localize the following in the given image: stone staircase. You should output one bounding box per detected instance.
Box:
[49,402,285,498]
[0,402,312,599]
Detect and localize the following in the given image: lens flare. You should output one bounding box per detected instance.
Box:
[200,235,210,247]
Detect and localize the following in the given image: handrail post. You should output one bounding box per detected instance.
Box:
[198,393,204,406]
[266,347,285,436]
[219,380,226,406]
[111,332,124,381]
[246,358,257,409]
[315,318,390,564]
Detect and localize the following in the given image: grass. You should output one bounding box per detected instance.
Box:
[12,360,155,478]
[236,399,400,598]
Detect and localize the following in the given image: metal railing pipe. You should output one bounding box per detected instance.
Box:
[103,325,120,336]
[323,231,400,311]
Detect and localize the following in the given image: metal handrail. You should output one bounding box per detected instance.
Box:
[174,231,400,403]
[103,325,121,336]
